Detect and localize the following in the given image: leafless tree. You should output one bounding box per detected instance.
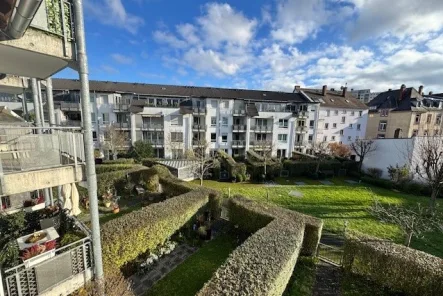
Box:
[103,125,128,160]
[188,140,213,186]
[311,141,330,174]
[328,142,351,158]
[252,139,276,176]
[350,139,378,173]
[370,199,443,247]
[165,132,184,159]
[410,136,443,211]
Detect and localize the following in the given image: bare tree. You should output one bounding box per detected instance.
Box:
[328,142,351,158]
[370,199,443,247]
[189,140,213,186]
[311,141,330,174]
[350,139,378,173]
[103,125,128,160]
[252,139,276,176]
[165,132,184,159]
[410,136,443,211]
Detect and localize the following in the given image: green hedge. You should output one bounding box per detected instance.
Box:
[95,164,136,174]
[96,165,148,196]
[217,151,247,179]
[101,187,212,271]
[343,233,443,296]
[283,160,343,177]
[102,158,135,165]
[198,197,323,296]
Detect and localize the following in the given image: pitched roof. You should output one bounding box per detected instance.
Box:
[367,87,423,111]
[301,88,367,109]
[50,79,311,103]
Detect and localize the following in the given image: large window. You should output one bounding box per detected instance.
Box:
[340,130,344,135]
[222,134,228,142]
[279,119,288,128]
[341,116,346,123]
[357,124,361,130]
[102,113,109,124]
[378,120,387,131]
[414,114,421,124]
[278,134,287,143]
[256,118,267,126]
[211,133,216,142]
[325,123,329,129]
[309,120,315,128]
[333,123,337,128]
[436,114,442,125]
[222,117,228,126]
[211,116,217,126]
[170,132,183,142]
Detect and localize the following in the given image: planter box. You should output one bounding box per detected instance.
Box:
[23,203,45,213]
[17,227,60,250]
[23,249,56,268]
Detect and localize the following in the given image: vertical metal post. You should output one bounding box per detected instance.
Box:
[46,78,56,127]
[73,0,104,291]
[31,79,42,134]
[37,81,45,127]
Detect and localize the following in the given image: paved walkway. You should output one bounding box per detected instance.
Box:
[312,261,342,296]
[129,244,197,296]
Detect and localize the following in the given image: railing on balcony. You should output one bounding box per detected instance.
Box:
[192,124,205,130]
[193,108,206,114]
[232,125,246,131]
[250,126,272,132]
[249,140,271,147]
[114,122,130,129]
[60,120,81,127]
[233,109,246,116]
[0,127,85,173]
[296,126,308,133]
[142,123,163,130]
[113,104,130,112]
[146,140,164,146]
[232,140,246,146]
[298,111,309,118]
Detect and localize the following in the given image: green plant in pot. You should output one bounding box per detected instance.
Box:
[102,189,113,208]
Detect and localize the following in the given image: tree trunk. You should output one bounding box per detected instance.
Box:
[430,189,438,212]
[264,161,267,176]
[315,161,320,174]
[405,231,413,247]
[200,177,203,186]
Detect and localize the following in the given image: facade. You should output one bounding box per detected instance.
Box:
[50,79,322,159]
[350,89,381,103]
[366,85,443,139]
[301,86,369,146]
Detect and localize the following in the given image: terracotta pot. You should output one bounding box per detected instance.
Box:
[113,208,120,214]
[104,202,111,208]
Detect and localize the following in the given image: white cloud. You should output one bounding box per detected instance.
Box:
[176,24,200,45]
[111,54,133,65]
[85,0,144,34]
[100,65,119,74]
[183,48,240,76]
[427,34,443,53]
[153,30,188,49]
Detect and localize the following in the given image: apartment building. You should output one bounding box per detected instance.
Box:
[350,89,381,103]
[300,86,368,145]
[50,79,321,158]
[366,85,443,139]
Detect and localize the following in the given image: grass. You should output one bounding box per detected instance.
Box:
[146,233,239,296]
[284,257,318,296]
[193,178,443,258]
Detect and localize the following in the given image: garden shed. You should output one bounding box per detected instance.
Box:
[155,160,196,181]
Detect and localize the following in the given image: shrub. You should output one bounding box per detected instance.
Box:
[283,160,342,177]
[128,140,154,162]
[95,164,136,174]
[343,233,443,296]
[387,164,411,184]
[361,176,393,190]
[366,167,383,179]
[96,166,148,196]
[102,159,135,165]
[236,174,243,182]
[101,187,213,271]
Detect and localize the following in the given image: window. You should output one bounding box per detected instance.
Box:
[89,94,94,103]
[278,134,287,143]
[222,134,228,142]
[349,124,353,129]
[340,130,344,135]
[102,96,109,104]
[357,124,361,131]
[414,114,421,124]
[309,120,315,128]
[279,119,288,128]
[334,110,339,115]
[92,131,97,140]
[331,136,336,141]
[211,100,217,108]
[326,110,330,117]
[298,120,305,127]
[333,123,337,128]
[342,110,347,114]
[377,134,385,139]
[223,101,229,108]
[351,111,355,116]
[380,109,389,117]
[348,136,352,141]
[325,123,329,129]
[341,116,346,123]
[436,114,442,125]
[211,133,216,142]
[378,120,387,131]
[256,118,266,126]
[102,113,109,123]
[222,117,228,126]
[412,129,418,137]
[91,113,96,123]
[323,136,327,142]
[424,130,429,136]
[308,134,313,142]
[211,116,217,126]
[170,132,183,142]
[170,115,183,126]
[359,111,363,117]
[427,114,432,124]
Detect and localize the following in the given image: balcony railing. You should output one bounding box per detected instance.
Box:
[114,122,130,129]
[232,140,246,146]
[113,104,130,111]
[192,124,205,130]
[142,123,163,130]
[0,127,85,173]
[145,140,164,146]
[232,125,246,131]
[298,111,309,118]
[193,108,206,114]
[296,126,308,133]
[249,140,271,147]
[233,109,246,116]
[250,126,272,132]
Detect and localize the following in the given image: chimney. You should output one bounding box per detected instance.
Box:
[342,86,348,97]
[293,85,301,93]
[418,85,424,95]
[399,84,406,101]
[322,85,327,96]
[429,91,434,95]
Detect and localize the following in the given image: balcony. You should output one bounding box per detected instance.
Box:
[142,123,163,130]
[250,126,272,133]
[192,124,205,131]
[298,111,309,118]
[232,140,246,147]
[113,122,130,129]
[296,126,308,133]
[0,0,76,80]
[249,140,271,147]
[60,119,81,127]
[232,125,246,132]
[146,139,164,147]
[233,109,246,116]
[193,108,206,115]
[113,104,130,112]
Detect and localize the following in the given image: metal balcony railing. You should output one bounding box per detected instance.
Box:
[233,109,246,116]
[193,108,205,114]
[232,140,246,146]
[114,122,130,129]
[232,125,246,131]
[250,125,272,132]
[0,127,85,174]
[298,111,309,118]
[296,126,308,133]
[192,124,204,130]
[113,104,130,111]
[142,123,163,130]
[146,140,164,146]
[249,140,270,146]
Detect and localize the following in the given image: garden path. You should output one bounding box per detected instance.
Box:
[312,261,341,296]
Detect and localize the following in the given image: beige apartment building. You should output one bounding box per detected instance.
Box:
[366,85,443,139]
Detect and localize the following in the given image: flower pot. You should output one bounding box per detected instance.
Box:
[104,202,111,208]
[113,208,120,214]
[23,249,56,268]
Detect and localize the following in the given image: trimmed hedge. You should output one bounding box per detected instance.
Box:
[95,164,136,174]
[101,187,212,271]
[197,197,323,296]
[96,165,148,196]
[343,233,443,296]
[217,151,247,179]
[283,160,342,177]
[102,158,135,165]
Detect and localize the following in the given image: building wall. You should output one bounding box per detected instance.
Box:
[366,111,412,139]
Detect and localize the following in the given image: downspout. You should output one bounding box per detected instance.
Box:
[5,0,43,39]
[30,78,42,134]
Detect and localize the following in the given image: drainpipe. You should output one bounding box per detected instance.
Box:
[31,78,42,134]
[37,81,44,126]
[5,0,43,39]
[73,0,104,292]
[46,77,56,127]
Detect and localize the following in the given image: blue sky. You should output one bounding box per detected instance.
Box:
[57,0,443,93]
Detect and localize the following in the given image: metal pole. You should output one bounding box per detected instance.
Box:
[73,0,105,290]
[46,77,56,127]
[37,81,45,127]
[31,78,42,134]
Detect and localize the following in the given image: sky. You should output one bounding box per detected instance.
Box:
[56,0,443,93]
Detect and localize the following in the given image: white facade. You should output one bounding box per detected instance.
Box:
[317,107,368,146]
[350,89,381,103]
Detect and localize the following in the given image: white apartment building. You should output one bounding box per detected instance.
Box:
[49,79,321,159]
[350,88,381,103]
[301,86,369,146]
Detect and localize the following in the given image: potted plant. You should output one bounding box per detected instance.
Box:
[112,203,120,214]
[102,189,113,208]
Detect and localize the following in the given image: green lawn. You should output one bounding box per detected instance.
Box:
[193,178,443,258]
[146,233,238,296]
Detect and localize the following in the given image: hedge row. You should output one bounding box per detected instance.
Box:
[343,233,443,296]
[96,165,148,196]
[95,164,137,174]
[102,158,135,165]
[101,187,214,271]
[217,151,247,178]
[197,197,323,296]
[361,176,443,198]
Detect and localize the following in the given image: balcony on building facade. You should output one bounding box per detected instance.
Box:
[296,126,309,133]
[232,140,246,147]
[233,109,246,116]
[294,141,307,148]
[59,102,81,112]
[113,104,130,112]
[250,125,273,133]
[192,107,206,115]
[297,111,309,119]
[142,123,163,130]
[232,125,247,132]
[249,140,271,147]
[192,124,205,131]
[114,122,130,129]
[60,119,81,127]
